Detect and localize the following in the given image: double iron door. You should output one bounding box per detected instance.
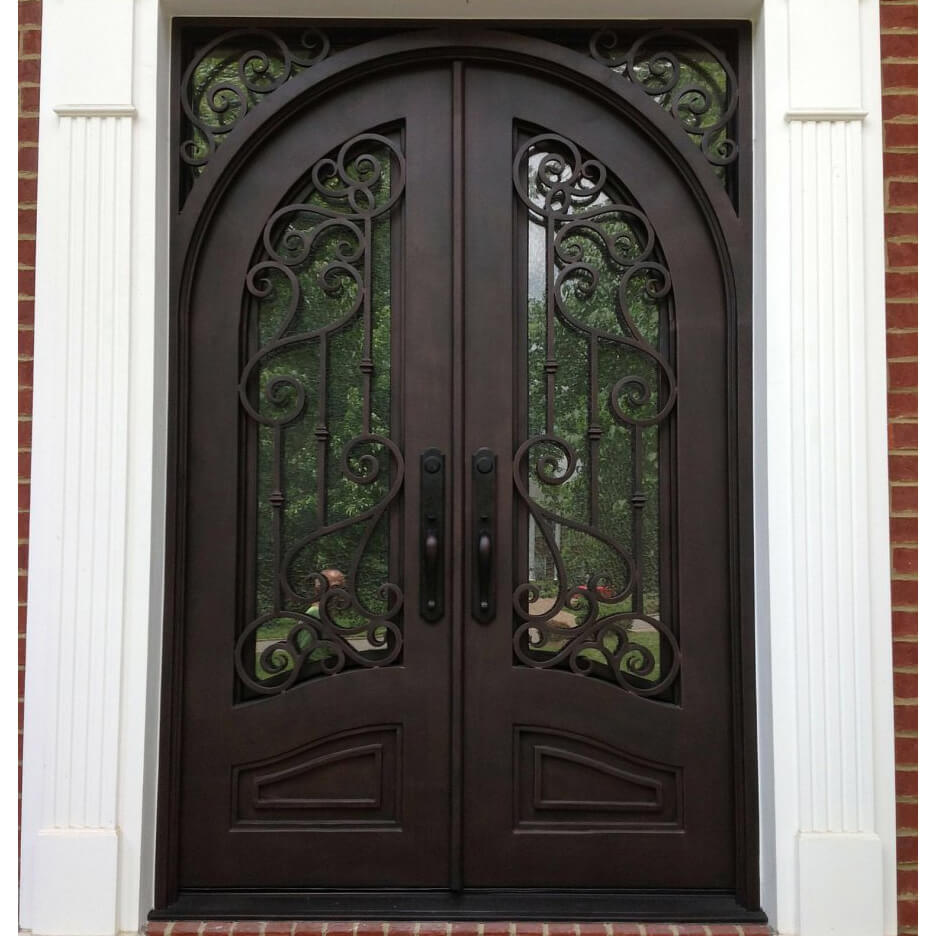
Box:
[163,42,756,921]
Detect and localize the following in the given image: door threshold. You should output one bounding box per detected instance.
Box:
[151,890,767,923]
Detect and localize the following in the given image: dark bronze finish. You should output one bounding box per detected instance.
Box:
[420,448,446,621]
[158,22,759,923]
[471,447,496,623]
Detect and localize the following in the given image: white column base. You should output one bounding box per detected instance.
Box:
[31,829,119,936]
[797,832,884,936]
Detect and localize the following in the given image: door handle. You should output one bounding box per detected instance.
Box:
[471,447,496,623]
[419,448,445,621]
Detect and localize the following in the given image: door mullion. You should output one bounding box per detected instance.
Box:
[448,58,467,894]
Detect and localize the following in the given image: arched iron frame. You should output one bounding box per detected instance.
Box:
[158,23,755,921]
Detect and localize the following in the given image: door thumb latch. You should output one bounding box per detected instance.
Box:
[471,447,496,623]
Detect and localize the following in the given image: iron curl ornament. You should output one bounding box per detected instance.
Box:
[180,27,331,175]
[588,27,739,172]
[512,133,680,698]
[236,133,406,695]
[177,24,739,199]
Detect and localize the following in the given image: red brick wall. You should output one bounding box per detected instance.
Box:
[881,2,919,934]
[13,3,920,927]
[17,0,40,836]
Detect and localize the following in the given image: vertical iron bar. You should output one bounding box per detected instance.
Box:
[588,331,600,528]
[361,215,373,434]
[631,425,644,613]
[388,133,404,627]
[514,128,532,629]
[544,213,556,435]
[316,335,329,532]
[271,425,284,612]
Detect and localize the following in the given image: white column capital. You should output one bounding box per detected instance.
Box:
[787,0,864,112]
[40,0,135,108]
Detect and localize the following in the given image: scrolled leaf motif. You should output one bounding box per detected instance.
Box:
[512,132,679,697]
[511,600,681,698]
[181,27,330,171]
[513,134,610,219]
[607,262,677,427]
[236,435,404,695]
[512,436,636,627]
[300,133,405,221]
[235,610,347,696]
[280,433,404,615]
[554,212,656,268]
[549,258,676,429]
[237,135,404,433]
[235,132,406,696]
[568,613,681,696]
[588,27,739,168]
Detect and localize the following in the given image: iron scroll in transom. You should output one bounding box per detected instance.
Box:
[178,25,740,205]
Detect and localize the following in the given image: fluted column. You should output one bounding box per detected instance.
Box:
[18,2,139,934]
[21,105,135,936]
[787,110,884,931]
[763,0,896,933]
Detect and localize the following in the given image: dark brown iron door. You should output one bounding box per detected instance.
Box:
[160,32,758,922]
[172,66,456,890]
[461,65,737,889]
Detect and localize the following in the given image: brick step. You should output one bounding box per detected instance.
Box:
[146,924,774,936]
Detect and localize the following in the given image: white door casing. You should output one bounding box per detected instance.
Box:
[19,1,896,934]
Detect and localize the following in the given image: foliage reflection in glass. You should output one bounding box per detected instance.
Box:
[514,134,679,696]
[235,133,404,696]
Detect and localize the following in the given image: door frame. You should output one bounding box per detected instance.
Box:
[19,2,897,935]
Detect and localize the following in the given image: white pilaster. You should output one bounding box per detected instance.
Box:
[763,0,896,933]
[19,2,138,935]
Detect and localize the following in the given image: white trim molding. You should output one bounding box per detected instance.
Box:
[784,107,870,122]
[20,1,897,935]
[52,105,139,118]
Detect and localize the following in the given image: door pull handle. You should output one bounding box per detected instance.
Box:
[471,447,496,623]
[477,531,492,614]
[419,448,445,621]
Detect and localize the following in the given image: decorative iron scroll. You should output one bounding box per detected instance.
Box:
[513,132,680,697]
[180,27,331,177]
[234,132,405,695]
[178,25,739,195]
[588,28,739,175]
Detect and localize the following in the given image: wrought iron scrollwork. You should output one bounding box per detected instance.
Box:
[513,133,680,697]
[178,24,739,195]
[180,27,331,177]
[236,133,405,695]
[588,27,739,173]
